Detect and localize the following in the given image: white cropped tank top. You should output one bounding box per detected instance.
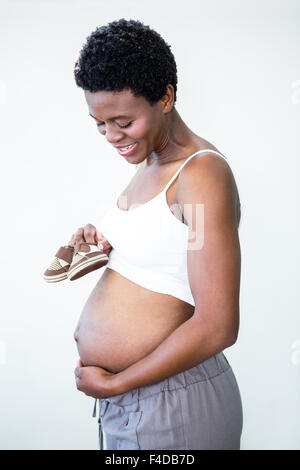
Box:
[99,149,228,306]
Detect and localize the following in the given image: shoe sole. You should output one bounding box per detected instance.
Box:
[43,272,68,282]
[68,253,109,281]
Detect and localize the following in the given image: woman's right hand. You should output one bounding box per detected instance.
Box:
[68,224,112,256]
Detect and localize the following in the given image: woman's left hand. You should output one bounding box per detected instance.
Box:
[74,359,118,399]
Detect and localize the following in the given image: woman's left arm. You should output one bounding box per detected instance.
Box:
[109,155,241,396]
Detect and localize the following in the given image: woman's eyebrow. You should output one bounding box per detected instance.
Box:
[89,113,130,121]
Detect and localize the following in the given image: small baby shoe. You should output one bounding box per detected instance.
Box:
[43,245,75,283]
[67,242,109,281]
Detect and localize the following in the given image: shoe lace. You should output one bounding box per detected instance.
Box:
[71,252,88,264]
[49,257,69,270]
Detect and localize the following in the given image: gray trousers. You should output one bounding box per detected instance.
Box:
[92,352,243,450]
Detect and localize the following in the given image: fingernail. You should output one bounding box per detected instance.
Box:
[98,243,104,250]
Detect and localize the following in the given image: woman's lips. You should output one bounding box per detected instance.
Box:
[116,142,138,157]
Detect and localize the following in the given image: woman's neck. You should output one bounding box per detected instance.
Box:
[148,108,198,166]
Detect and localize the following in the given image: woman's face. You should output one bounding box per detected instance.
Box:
[84,88,168,164]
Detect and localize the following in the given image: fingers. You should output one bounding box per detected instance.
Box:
[96,229,112,253]
[74,359,83,377]
[96,229,102,244]
[69,224,97,251]
[69,225,112,254]
[69,227,84,249]
[83,224,98,245]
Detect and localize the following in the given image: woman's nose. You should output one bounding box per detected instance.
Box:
[105,128,124,144]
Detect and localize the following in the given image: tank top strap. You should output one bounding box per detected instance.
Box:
[163,149,228,193]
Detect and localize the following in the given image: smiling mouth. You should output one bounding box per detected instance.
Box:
[116,142,138,156]
[117,143,136,150]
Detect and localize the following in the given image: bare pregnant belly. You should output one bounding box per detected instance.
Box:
[73,267,195,373]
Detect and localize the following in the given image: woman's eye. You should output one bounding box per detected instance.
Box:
[119,122,132,129]
[96,121,133,129]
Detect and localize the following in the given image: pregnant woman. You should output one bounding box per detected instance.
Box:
[72,18,243,450]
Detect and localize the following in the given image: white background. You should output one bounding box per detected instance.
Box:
[0,0,299,450]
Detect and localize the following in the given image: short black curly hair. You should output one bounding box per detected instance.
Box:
[73,18,178,107]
